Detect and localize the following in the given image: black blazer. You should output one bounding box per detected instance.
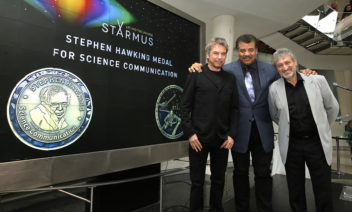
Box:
[181,65,239,145]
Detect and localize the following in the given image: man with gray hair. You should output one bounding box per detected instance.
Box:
[181,37,239,211]
[30,85,70,131]
[268,48,339,212]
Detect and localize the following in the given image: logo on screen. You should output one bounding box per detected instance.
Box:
[7,68,93,150]
[155,85,183,139]
[24,0,134,27]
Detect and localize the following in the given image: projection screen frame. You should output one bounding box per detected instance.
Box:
[0,0,205,193]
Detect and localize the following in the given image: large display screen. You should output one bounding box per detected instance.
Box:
[0,0,200,162]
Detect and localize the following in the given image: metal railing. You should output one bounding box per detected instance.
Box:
[332,136,351,175]
[0,167,189,212]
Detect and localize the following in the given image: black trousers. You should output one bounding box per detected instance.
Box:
[232,122,273,212]
[285,136,333,212]
[189,143,229,212]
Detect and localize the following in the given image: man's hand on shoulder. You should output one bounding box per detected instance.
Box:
[299,68,318,76]
[188,63,203,73]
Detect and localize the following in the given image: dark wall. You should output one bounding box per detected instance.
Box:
[93,164,161,211]
[0,0,200,162]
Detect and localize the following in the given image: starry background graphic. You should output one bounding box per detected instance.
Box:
[0,0,200,162]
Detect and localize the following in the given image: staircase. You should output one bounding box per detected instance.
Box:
[279,5,352,55]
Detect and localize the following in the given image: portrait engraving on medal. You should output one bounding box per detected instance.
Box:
[7,68,93,150]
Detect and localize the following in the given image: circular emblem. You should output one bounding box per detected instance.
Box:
[7,68,93,150]
[155,85,183,139]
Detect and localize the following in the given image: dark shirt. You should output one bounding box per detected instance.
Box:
[207,67,223,89]
[285,73,319,138]
[241,60,261,100]
[180,64,238,146]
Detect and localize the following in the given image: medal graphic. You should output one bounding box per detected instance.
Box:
[155,85,183,139]
[7,68,93,150]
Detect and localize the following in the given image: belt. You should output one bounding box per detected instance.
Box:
[291,134,319,140]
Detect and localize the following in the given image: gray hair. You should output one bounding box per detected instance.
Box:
[272,48,297,63]
[205,37,229,54]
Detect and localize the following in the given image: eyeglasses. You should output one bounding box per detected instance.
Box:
[50,102,68,109]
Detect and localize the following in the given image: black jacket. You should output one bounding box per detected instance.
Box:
[181,64,239,145]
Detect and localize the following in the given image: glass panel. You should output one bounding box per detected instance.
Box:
[302,5,352,47]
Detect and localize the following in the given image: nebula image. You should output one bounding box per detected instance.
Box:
[25,0,135,27]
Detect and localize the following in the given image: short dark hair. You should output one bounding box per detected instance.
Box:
[235,34,258,49]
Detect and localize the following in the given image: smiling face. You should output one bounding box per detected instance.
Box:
[238,41,257,66]
[48,91,69,119]
[206,44,227,71]
[40,85,70,120]
[274,55,298,80]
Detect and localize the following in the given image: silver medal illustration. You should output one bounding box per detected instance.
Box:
[155,85,183,139]
[7,68,93,150]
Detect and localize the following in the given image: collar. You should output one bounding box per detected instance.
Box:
[240,59,257,71]
[284,72,303,86]
[296,72,304,81]
[204,63,223,73]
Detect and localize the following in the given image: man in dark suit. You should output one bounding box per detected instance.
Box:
[227,34,279,212]
[226,34,278,212]
[181,37,239,212]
